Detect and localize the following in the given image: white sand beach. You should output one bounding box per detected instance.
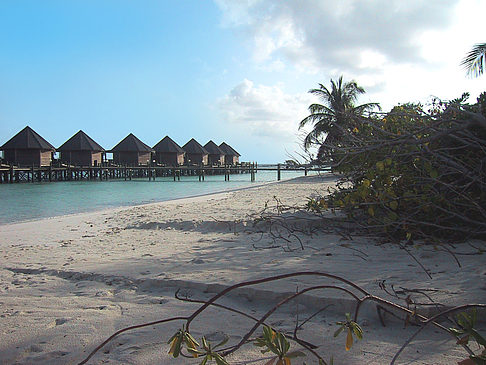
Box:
[1,175,485,365]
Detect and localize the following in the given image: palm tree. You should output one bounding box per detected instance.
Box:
[461,42,486,77]
[299,76,378,161]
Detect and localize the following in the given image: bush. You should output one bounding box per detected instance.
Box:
[322,93,486,241]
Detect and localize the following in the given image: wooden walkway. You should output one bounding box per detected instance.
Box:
[0,164,322,184]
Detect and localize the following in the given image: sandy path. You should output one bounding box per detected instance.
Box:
[0,175,484,364]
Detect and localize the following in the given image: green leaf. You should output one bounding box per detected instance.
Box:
[266,339,279,355]
[167,331,179,344]
[345,328,353,351]
[277,332,285,353]
[187,347,203,357]
[264,326,275,342]
[450,327,465,336]
[184,332,200,349]
[352,323,363,340]
[214,353,229,365]
[333,325,345,338]
[276,332,290,355]
[171,334,183,358]
[254,338,267,347]
[202,336,209,351]
[215,335,229,349]
[264,358,277,365]
[470,328,486,347]
[286,351,306,358]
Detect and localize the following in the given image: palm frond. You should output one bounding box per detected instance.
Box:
[300,76,377,154]
[461,43,486,77]
[308,103,334,115]
[299,112,334,129]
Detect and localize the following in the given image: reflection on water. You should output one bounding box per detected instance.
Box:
[0,170,312,224]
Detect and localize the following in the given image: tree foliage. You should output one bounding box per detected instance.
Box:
[311,92,486,241]
[299,76,379,162]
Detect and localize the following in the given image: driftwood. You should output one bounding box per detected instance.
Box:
[77,271,486,365]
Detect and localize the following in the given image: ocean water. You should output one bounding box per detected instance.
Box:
[0,170,312,224]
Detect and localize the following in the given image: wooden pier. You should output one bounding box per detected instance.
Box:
[0,163,325,184]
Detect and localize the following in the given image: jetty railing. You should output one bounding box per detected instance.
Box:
[0,163,329,184]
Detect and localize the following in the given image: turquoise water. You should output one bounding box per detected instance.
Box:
[0,170,311,224]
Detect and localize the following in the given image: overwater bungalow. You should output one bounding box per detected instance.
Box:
[204,140,225,166]
[219,142,241,165]
[110,133,153,166]
[153,136,185,166]
[182,138,208,165]
[0,126,55,167]
[58,130,105,167]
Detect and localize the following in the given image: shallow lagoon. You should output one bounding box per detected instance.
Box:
[0,170,312,224]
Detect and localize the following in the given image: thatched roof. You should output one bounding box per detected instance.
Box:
[182,138,208,154]
[153,136,184,154]
[0,126,55,151]
[204,140,224,155]
[219,142,241,157]
[111,133,153,152]
[58,130,104,152]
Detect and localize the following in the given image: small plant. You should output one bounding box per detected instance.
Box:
[333,313,363,351]
[306,197,328,213]
[167,327,200,358]
[187,336,229,365]
[253,325,306,364]
[168,327,229,364]
[450,310,486,365]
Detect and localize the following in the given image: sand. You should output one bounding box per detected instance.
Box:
[0,175,485,365]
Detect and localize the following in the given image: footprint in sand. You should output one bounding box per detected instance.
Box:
[27,344,43,353]
[48,318,70,328]
[24,351,69,362]
[191,258,205,264]
[55,318,69,326]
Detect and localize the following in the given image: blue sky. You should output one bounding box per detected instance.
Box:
[1,0,485,163]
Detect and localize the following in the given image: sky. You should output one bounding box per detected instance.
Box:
[0,0,484,163]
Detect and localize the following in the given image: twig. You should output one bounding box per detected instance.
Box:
[398,242,432,279]
[77,317,187,365]
[390,304,486,364]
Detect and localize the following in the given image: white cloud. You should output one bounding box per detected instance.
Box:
[215,0,457,72]
[217,79,314,141]
[215,0,486,110]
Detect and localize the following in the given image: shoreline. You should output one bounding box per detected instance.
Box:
[1,174,484,364]
[0,174,314,228]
